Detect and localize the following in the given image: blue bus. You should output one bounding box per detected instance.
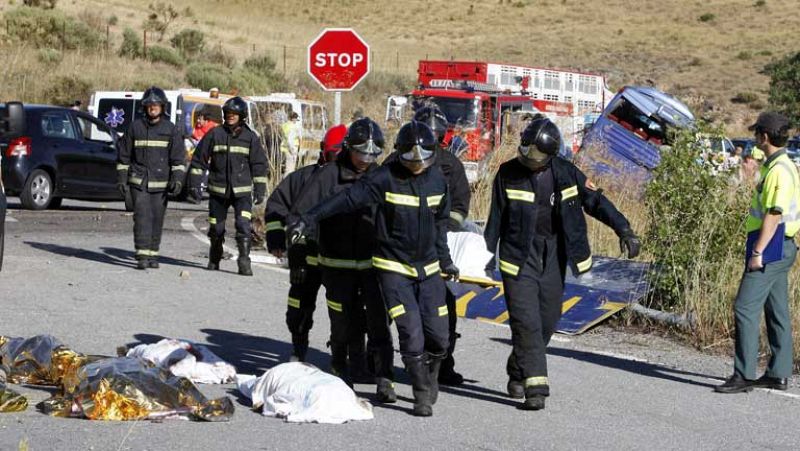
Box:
[578,86,695,190]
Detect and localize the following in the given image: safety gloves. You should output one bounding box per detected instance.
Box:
[168,173,183,196]
[619,228,641,259]
[116,172,128,198]
[442,263,460,281]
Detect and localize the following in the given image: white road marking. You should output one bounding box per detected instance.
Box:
[180,213,288,274]
[5,216,17,222]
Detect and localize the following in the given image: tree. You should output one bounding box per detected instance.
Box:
[144,2,179,42]
[764,51,800,127]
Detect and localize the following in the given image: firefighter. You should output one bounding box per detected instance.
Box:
[288,121,458,417]
[484,118,640,411]
[287,118,395,401]
[265,124,347,362]
[413,106,471,386]
[188,96,268,276]
[116,86,186,270]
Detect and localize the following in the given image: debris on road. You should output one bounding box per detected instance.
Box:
[237,362,374,424]
[0,370,27,413]
[124,338,236,384]
[179,270,191,280]
[42,357,234,421]
[0,335,93,386]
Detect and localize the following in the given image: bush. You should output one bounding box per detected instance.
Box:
[37,48,63,64]
[119,27,143,59]
[736,51,753,61]
[43,75,92,107]
[186,62,232,91]
[147,45,184,67]
[144,2,179,42]
[23,0,57,9]
[644,124,749,313]
[201,44,237,68]
[731,92,758,104]
[5,6,104,50]
[170,29,205,59]
[698,13,716,22]
[764,51,800,127]
[243,54,277,74]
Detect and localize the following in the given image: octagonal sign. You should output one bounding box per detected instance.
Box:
[307,28,370,91]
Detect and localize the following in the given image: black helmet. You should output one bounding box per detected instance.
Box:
[395,120,437,173]
[222,96,248,121]
[344,117,384,163]
[413,106,448,144]
[518,118,561,170]
[141,86,168,107]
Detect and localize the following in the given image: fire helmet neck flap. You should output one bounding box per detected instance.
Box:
[518,118,561,170]
[344,117,384,164]
[413,106,448,144]
[395,120,437,173]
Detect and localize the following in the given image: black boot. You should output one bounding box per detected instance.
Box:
[349,338,372,384]
[521,385,548,411]
[403,354,432,417]
[207,236,224,270]
[507,380,524,399]
[148,257,160,269]
[438,354,464,386]
[428,352,446,405]
[290,333,308,362]
[330,343,352,387]
[136,257,148,270]
[374,345,396,403]
[236,237,253,276]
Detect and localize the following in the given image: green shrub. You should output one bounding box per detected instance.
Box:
[186,62,232,91]
[764,51,800,127]
[754,0,766,7]
[201,44,236,68]
[37,48,62,64]
[698,13,716,22]
[43,75,92,107]
[243,54,277,74]
[644,124,749,311]
[736,51,753,61]
[170,29,205,59]
[22,0,57,9]
[119,27,143,58]
[147,45,184,67]
[5,6,103,50]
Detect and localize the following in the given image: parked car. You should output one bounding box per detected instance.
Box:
[731,138,756,156]
[0,104,132,211]
[1,101,26,270]
[786,137,800,161]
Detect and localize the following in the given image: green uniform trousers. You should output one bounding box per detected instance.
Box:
[734,239,796,380]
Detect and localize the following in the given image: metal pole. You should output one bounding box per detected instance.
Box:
[106,25,110,54]
[143,30,147,58]
[283,45,287,73]
[334,91,341,125]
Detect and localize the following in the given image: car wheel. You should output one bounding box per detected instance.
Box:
[21,169,53,210]
[48,197,63,209]
[124,189,134,212]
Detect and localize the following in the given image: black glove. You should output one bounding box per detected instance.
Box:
[286,219,308,246]
[117,182,128,198]
[619,228,641,259]
[187,188,202,204]
[254,192,265,205]
[442,263,460,281]
[168,174,183,196]
[290,266,307,285]
[117,171,128,197]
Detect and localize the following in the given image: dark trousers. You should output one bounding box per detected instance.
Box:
[734,239,797,379]
[131,187,168,259]
[441,288,459,373]
[501,238,565,396]
[378,272,449,357]
[208,193,252,239]
[286,265,322,340]
[322,268,393,379]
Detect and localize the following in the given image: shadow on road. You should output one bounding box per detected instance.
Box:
[491,337,717,388]
[24,241,204,269]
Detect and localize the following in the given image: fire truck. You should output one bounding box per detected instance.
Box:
[387,60,613,181]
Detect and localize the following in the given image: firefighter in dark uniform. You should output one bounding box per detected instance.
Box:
[289,118,396,402]
[484,118,640,411]
[116,87,186,270]
[188,96,268,276]
[413,106,471,385]
[289,121,458,417]
[265,124,347,362]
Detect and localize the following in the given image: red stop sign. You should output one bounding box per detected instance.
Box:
[307,28,370,91]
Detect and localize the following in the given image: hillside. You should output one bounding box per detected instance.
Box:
[3,0,800,133]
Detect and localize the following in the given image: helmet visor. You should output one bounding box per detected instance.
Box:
[518,144,550,162]
[400,144,435,163]
[350,139,383,156]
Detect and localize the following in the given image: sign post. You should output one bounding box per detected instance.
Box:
[307,28,370,125]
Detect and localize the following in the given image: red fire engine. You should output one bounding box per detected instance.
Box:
[387,60,612,171]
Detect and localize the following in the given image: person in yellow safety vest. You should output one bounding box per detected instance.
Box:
[281,112,302,173]
[716,112,798,394]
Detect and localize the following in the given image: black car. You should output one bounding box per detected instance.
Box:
[0,104,132,210]
[786,137,800,160]
[1,101,26,270]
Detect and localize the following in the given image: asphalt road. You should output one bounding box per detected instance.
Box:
[0,199,798,451]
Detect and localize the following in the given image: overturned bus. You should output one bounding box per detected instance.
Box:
[577,86,695,189]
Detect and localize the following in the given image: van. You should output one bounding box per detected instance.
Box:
[578,86,695,188]
[249,93,328,157]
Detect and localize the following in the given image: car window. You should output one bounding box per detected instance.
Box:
[76,115,114,143]
[40,111,77,139]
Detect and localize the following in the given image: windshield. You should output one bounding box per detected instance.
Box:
[427,97,477,128]
[606,97,669,145]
